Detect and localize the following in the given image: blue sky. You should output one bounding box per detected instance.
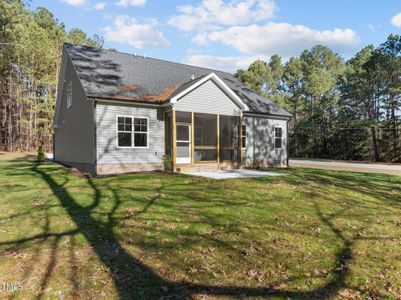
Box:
[30,0,401,72]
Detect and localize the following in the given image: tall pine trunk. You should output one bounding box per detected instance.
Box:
[371,126,380,161]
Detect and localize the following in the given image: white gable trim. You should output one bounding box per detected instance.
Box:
[170,72,249,111]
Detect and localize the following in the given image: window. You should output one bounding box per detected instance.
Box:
[66,81,72,109]
[134,118,148,147]
[241,124,247,148]
[274,126,283,149]
[117,116,148,148]
[117,117,132,147]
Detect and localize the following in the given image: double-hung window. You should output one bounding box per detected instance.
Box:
[134,118,148,147]
[274,126,283,149]
[241,124,247,148]
[117,116,148,148]
[117,117,132,147]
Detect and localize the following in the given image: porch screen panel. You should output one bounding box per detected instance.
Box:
[194,113,217,161]
[176,111,192,123]
[165,112,172,157]
[219,115,240,161]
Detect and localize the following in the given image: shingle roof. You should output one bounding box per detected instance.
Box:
[168,74,209,100]
[65,43,292,117]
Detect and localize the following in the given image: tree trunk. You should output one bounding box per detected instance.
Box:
[371,126,380,162]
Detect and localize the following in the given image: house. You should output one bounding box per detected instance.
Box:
[53,43,292,175]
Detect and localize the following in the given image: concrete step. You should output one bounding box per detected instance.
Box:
[175,162,240,172]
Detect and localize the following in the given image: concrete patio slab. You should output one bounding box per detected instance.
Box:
[180,169,286,179]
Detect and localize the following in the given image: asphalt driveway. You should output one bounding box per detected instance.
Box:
[290,159,401,176]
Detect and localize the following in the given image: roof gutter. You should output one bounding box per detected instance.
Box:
[243,111,292,120]
[89,96,172,108]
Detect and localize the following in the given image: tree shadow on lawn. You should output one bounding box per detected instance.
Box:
[277,168,401,208]
[1,161,400,299]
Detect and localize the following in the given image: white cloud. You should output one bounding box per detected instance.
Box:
[102,16,170,49]
[115,0,146,7]
[61,0,85,6]
[194,22,360,56]
[168,0,276,32]
[185,54,267,72]
[391,12,401,28]
[94,2,106,10]
[191,32,209,46]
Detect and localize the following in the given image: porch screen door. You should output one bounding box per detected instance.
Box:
[176,124,191,164]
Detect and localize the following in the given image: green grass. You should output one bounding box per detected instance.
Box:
[0,152,400,299]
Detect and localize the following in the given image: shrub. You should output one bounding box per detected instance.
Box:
[37,145,46,162]
[162,154,172,171]
[252,156,262,169]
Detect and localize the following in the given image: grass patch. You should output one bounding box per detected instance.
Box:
[0,153,400,299]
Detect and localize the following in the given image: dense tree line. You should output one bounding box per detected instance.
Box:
[0,0,103,152]
[236,35,401,162]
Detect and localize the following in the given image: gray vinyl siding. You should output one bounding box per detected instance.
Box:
[96,103,164,164]
[54,52,94,164]
[174,79,241,116]
[243,116,288,166]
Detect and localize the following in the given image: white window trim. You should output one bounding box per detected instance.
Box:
[274,126,283,149]
[116,115,149,149]
[116,115,133,149]
[133,116,149,149]
[66,81,72,109]
[241,124,247,149]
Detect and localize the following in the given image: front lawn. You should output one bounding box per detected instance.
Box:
[0,153,400,299]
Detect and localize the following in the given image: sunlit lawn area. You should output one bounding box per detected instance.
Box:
[0,152,400,299]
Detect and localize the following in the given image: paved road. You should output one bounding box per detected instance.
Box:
[290,159,401,176]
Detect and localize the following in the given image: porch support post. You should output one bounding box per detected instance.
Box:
[191,112,195,164]
[239,115,243,165]
[172,110,176,171]
[217,114,220,164]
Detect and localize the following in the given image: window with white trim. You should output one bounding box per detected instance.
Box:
[117,116,148,148]
[241,124,247,148]
[274,126,283,149]
[134,118,148,147]
[66,81,72,109]
[117,116,132,147]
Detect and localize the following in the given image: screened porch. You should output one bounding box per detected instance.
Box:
[165,111,244,169]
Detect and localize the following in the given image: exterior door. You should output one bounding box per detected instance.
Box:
[176,124,191,164]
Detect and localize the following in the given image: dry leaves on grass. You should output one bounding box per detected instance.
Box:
[338,288,363,299]
[246,268,265,282]
[188,267,198,274]
[240,241,264,256]
[123,207,136,216]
